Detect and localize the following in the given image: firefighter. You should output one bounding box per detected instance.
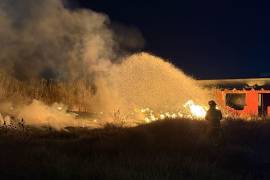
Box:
[205,100,222,140]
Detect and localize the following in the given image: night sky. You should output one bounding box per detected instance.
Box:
[71,0,267,79]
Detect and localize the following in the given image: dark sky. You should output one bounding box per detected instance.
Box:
[71,0,268,79]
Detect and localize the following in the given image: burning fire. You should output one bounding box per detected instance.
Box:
[140,100,207,123]
[183,100,207,119]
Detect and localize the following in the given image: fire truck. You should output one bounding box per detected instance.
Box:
[198,78,270,117]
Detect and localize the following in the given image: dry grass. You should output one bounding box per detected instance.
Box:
[0,71,94,111]
[0,118,269,179]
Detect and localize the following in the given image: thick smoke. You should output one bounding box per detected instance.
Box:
[0,0,117,80]
[17,100,101,130]
[92,53,210,113]
[0,0,212,129]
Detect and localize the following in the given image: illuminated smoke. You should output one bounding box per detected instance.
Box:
[0,0,118,80]
[93,52,211,114]
[0,0,213,129]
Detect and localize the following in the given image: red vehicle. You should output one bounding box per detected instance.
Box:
[198,78,270,118]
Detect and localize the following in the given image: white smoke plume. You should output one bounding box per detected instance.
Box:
[92,53,211,113]
[17,100,102,130]
[0,0,212,129]
[0,0,118,80]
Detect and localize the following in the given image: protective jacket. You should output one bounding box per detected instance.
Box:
[205,108,222,127]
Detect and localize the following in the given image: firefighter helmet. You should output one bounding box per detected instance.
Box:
[208,100,217,106]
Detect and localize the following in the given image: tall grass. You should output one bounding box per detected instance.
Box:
[0,71,94,111]
[0,118,269,179]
